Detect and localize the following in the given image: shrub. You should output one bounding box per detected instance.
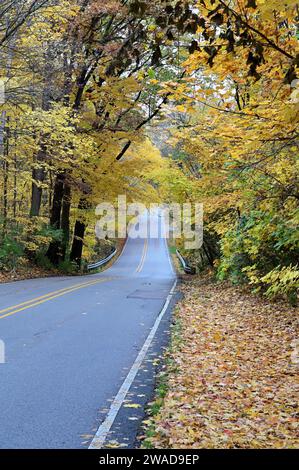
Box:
[0,235,24,270]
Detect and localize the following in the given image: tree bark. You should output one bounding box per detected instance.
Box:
[61,182,71,260]
[2,117,9,236]
[44,42,79,264]
[70,196,88,268]
[30,163,45,217]
[46,173,65,265]
[29,45,54,218]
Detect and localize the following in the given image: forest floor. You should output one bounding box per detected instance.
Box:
[0,264,60,284]
[141,274,299,449]
[0,239,127,284]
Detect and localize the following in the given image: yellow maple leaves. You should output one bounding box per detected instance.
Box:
[142,276,299,449]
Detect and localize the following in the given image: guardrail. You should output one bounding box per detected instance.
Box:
[176,249,196,275]
[87,248,118,271]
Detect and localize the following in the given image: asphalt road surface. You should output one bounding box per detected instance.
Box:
[0,212,177,449]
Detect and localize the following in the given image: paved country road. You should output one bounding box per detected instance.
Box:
[0,213,177,449]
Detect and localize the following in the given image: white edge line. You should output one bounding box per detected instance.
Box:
[89,278,177,449]
[164,235,175,275]
[119,232,130,258]
[161,215,175,275]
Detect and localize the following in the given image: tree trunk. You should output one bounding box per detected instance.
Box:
[46,173,65,265]
[70,196,88,268]
[29,45,54,218]
[2,117,9,236]
[13,130,17,219]
[61,183,71,260]
[30,165,45,217]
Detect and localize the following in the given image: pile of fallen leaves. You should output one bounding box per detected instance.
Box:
[143,275,299,448]
[0,265,60,284]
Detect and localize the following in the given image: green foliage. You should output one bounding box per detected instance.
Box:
[36,224,63,243]
[0,234,24,270]
[217,209,299,301]
[0,218,64,272]
[260,265,299,305]
[57,259,78,274]
[35,252,55,270]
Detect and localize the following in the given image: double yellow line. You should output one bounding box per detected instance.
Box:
[136,238,148,273]
[0,277,112,320]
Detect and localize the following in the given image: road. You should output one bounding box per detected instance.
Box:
[0,212,176,449]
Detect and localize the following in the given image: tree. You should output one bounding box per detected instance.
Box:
[162,0,299,299]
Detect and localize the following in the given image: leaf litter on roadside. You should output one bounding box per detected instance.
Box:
[142,275,299,449]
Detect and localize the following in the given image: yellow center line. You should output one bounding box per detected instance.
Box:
[0,279,105,315]
[0,277,113,320]
[136,238,148,273]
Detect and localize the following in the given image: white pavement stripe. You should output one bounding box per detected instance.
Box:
[89,279,177,449]
[161,215,175,275]
[164,234,175,275]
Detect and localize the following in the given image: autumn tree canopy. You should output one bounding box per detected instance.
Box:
[0,0,298,300]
